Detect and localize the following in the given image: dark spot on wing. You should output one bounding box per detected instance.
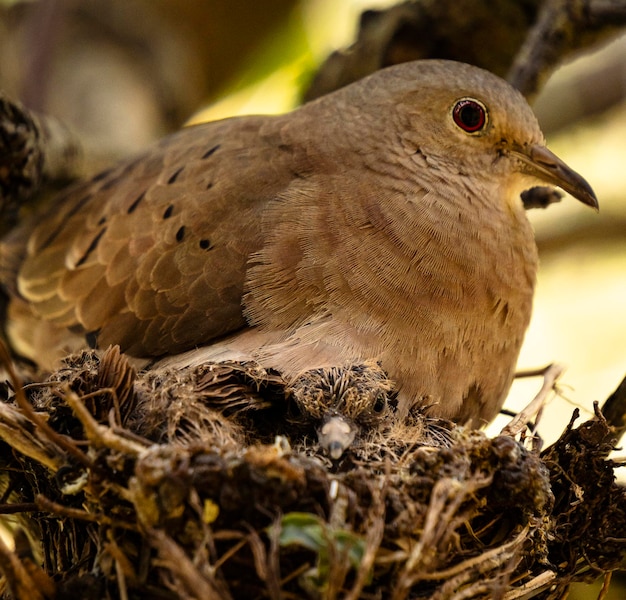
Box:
[163,205,174,219]
[201,144,220,159]
[101,172,125,191]
[176,226,185,242]
[167,167,184,184]
[98,157,142,190]
[67,194,95,220]
[75,228,106,267]
[91,167,114,183]
[128,190,146,214]
[199,239,212,250]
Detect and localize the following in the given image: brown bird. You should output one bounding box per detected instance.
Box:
[0,60,597,425]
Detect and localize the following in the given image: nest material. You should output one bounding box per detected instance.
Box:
[0,346,624,600]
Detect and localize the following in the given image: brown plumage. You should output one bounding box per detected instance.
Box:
[0,60,597,425]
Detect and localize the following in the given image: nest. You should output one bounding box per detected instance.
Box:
[0,345,624,600]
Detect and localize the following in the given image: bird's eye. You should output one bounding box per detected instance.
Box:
[372,394,387,414]
[452,98,487,133]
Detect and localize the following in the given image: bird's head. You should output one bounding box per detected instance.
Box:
[288,363,394,460]
[354,60,598,211]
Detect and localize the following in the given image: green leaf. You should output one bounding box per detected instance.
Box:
[272,512,369,592]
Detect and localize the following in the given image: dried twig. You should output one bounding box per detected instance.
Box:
[502,570,557,598]
[501,363,565,437]
[0,534,47,600]
[601,375,626,441]
[63,387,149,456]
[150,529,231,600]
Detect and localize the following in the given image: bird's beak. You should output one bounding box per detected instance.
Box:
[318,414,356,460]
[512,144,599,211]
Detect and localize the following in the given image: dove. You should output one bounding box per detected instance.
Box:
[0,60,597,426]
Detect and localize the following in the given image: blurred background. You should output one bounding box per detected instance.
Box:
[0,0,624,596]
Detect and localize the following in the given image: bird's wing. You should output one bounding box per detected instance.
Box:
[3,115,295,356]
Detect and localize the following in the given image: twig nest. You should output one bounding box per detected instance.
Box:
[0,346,624,599]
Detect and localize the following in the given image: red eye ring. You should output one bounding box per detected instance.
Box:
[452,98,487,133]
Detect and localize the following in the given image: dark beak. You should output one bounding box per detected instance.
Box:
[513,144,599,211]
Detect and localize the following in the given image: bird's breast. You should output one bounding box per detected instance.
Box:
[244,176,538,422]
